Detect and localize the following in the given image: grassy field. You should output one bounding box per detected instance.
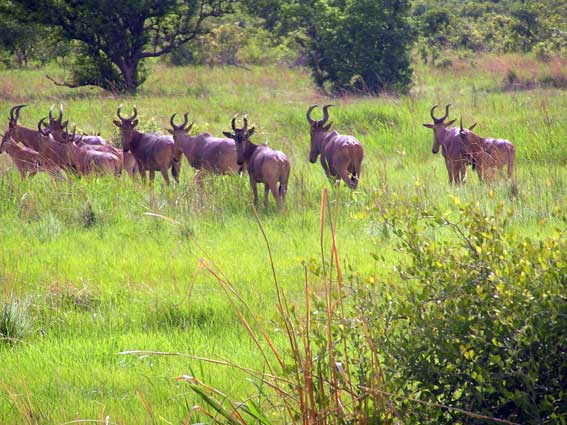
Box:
[1,52,567,423]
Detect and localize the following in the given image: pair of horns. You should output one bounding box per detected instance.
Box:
[460,117,478,132]
[49,104,64,123]
[430,104,451,124]
[306,104,333,126]
[117,105,138,121]
[231,113,249,132]
[170,112,191,131]
[9,104,26,122]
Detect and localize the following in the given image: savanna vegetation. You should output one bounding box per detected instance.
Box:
[1,0,567,424]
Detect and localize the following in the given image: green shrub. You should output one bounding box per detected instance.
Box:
[0,295,34,345]
[309,0,416,95]
[365,197,567,423]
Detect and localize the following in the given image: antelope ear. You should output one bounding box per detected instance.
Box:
[166,129,174,135]
[247,126,255,137]
[423,123,434,129]
[132,119,139,127]
[469,122,477,131]
[186,122,194,133]
[62,120,69,128]
[323,122,333,131]
[446,119,456,127]
[113,120,122,128]
[223,131,234,139]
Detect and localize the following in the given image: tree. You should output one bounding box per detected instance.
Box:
[308,0,416,95]
[2,0,235,93]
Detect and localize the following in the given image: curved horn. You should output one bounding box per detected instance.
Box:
[306,104,318,125]
[430,105,440,122]
[231,113,238,131]
[38,117,50,136]
[58,104,64,122]
[440,104,451,122]
[170,113,189,131]
[243,114,249,131]
[117,104,138,121]
[49,104,55,122]
[460,117,464,132]
[321,104,334,125]
[9,104,26,122]
[67,126,77,143]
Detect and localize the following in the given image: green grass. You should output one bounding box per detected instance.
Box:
[1,53,567,423]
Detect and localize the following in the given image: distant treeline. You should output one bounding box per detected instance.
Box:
[0,0,565,94]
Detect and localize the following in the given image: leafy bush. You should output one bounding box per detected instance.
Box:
[365,197,567,423]
[308,0,416,95]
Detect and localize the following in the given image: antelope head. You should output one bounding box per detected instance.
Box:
[167,112,194,136]
[306,104,334,163]
[113,105,138,152]
[423,104,456,154]
[48,104,68,141]
[223,113,255,173]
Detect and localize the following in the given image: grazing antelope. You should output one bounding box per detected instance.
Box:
[4,104,43,152]
[48,104,106,146]
[458,118,516,183]
[113,105,182,184]
[423,104,469,185]
[306,104,364,189]
[0,132,41,178]
[223,115,290,208]
[168,112,239,185]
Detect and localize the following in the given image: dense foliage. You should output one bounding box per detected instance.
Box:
[413,0,567,63]
[360,197,567,423]
[308,0,416,94]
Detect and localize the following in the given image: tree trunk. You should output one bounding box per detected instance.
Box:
[120,58,140,94]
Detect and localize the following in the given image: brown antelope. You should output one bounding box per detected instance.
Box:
[4,104,44,152]
[306,104,364,189]
[113,105,182,184]
[48,104,106,146]
[66,129,122,177]
[0,132,41,178]
[423,104,469,185]
[458,118,515,183]
[168,112,239,185]
[37,117,78,174]
[223,115,290,208]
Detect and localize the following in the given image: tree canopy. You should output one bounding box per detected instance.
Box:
[1,0,235,93]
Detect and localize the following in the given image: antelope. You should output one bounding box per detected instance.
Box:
[48,104,106,146]
[458,118,516,183]
[4,104,43,152]
[113,105,182,185]
[168,112,239,185]
[37,117,77,174]
[423,104,469,185]
[223,115,290,208]
[0,132,41,178]
[65,128,122,177]
[306,104,364,189]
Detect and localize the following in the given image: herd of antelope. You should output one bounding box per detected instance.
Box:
[0,102,515,207]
